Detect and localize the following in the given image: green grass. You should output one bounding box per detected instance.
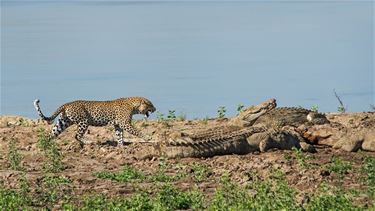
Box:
[34,175,72,208]
[306,184,361,211]
[0,188,26,210]
[327,157,352,181]
[209,171,299,210]
[191,163,211,182]
[94,165,145,182]
[362,155,375,200]
[292,147,312,168]
[63,185,203,211]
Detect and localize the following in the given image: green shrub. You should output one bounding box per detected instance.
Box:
[311,105,319,112]
[217,106,226,118]
[167,110,176,120]
[37,129,64,173]
[237,103,245,115]
[34,175,71,207]
[7,138,24,171]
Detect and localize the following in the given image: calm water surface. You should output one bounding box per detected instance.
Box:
[1,1,374,119]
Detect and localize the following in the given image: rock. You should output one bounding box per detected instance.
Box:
[300,142,317,153]
[334,134,364,152]
[301,125,341,146]
[259,131,300,152]
[362,131,375,152]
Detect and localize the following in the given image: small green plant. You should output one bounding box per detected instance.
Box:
[150,158,181,182]
[362,155,375,198]
[311,105,319,112]
[7,138,24,171]
[209,172,299,210]
[0,173,31,210]
[18,173,30,201]
[37,129,64,173]
[0,188,26,210]
[337,105,345,113]
[156,185,204,210]
[334,89,346,113]
[237,103,245,115]
[34,175,71,208]
[167,110,176,120]
[94,165,145,182]
[77,193,154,210]
[293,147,311,168]
[190,163,211,182]
[327,157,352,179]
[305,184,360,211]
[217,106,226,118]
[156,112,165,121]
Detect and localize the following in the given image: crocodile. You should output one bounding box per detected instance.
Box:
[247,107,330,152]
[138,99,276,159]
[251,107,329,128]
[138,100,330,159]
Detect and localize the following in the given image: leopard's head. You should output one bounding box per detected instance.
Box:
[131,97,156,118]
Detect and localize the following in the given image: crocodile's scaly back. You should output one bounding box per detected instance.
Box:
[252,107,329,128]
[157,126,266,158]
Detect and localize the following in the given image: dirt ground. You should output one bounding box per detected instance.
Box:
[0,114,374,209]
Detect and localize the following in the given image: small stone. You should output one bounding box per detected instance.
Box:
[320,170,330,177]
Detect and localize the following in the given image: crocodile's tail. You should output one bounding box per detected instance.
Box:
[33,99,63,124]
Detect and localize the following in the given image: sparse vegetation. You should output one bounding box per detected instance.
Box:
[217,106,226,118]
[237,103,245,115]
[37,128,64,173]
[292,147,312,168]
[327,157,352,179]
[167,110,176,120]
[334,89,346,113]
[306,184,359,211]
[362,155,375,198]
[191,163,211,182]
[94,165,145,182]
[34,175,71,208]
[7,138,24,171]
[311,105,319,112]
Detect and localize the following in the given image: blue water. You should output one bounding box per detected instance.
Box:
[1,1,374,119]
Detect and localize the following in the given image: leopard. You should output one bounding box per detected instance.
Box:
[33,97,156,147]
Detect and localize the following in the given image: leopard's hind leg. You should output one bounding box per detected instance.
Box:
[114,125,124,145]
[50,114,72,139]
[75,121,88,148]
